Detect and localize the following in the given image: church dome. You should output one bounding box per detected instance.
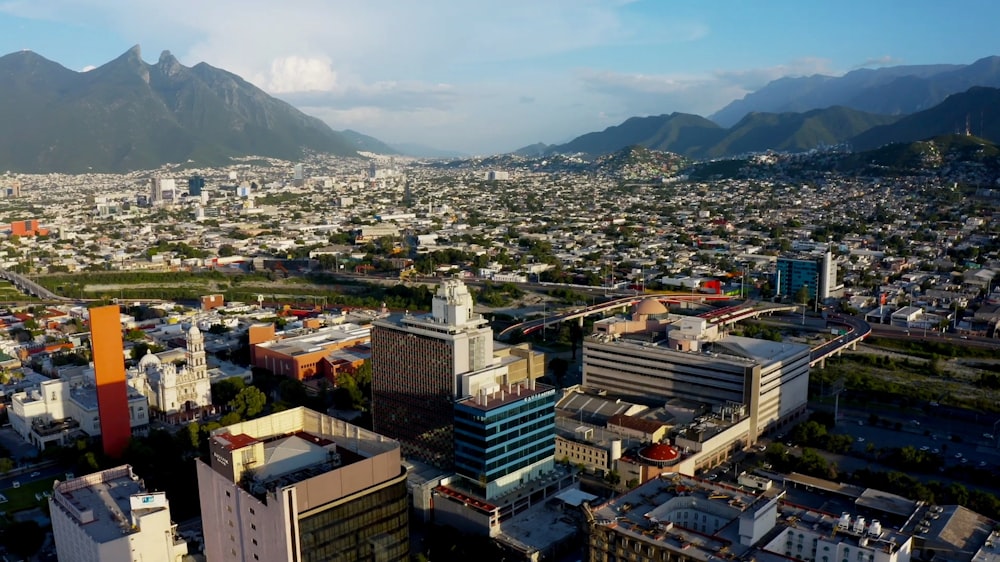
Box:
[137,349,162,369]
[634,298,668,316]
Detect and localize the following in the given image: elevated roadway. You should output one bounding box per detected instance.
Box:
[810,313,871,367]
[497,293,734,340]
[498,296,871,367]
[0,269,67,301]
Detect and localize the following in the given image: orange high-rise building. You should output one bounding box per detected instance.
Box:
[90,305,131,458]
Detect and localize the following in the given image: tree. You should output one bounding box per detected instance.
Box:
[605,470,622,486]
[2,521,44,558]
[0,457,13,474]
[353,360,373,399]
[549,357,570,386]
[212,376,246,406]
[229,386,266,418]
[218,244,236,257]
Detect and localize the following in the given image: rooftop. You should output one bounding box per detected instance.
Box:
[51,465,163,544]
[456,380,554,412]
[257,323,370,356]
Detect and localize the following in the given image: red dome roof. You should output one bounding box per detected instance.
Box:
[639,443,679,462]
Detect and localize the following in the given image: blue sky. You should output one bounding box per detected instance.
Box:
[1,0,998,154]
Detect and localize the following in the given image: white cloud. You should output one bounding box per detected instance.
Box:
[851,55,902,70]
[0,0,792,152]
[578,58,837,118]
[257,56,339,94]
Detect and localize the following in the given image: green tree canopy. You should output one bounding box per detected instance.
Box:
[230,386,266,418]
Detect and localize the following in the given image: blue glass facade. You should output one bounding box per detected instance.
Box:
[776,257,820,301]
[453,387,556,487]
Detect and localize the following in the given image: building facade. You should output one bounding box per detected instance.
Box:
[132,325,211,416]
[776,251,838,302]
[10,376,148,450]
[196,407,409,562]
[372,279,495,468]
[454,379,556,500]
[50,465,188,562]
[583,304,810,440]
[252,323,370,381]
[90,304,132,458]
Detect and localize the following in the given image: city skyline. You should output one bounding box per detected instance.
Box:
[2,0,999,154]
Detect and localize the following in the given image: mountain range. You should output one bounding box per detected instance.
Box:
[710,56,1000,127]
[0,45,361,173]
[3,47,1000,172]
[525,86,1000,160]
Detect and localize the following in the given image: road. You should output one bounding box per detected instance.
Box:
[0,269,66,301]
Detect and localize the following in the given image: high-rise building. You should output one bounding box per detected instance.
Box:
[372,279,496,468]
[50,465,188,562]
[293,163,304,181]
[454,379,555,499]
[90,305,131,458]
[775,251,839,302]
[187,175,205,196]
[196,407,409,562]
[149,178,176,206]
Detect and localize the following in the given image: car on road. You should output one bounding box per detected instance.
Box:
[955,453,963,459]
[29,471,40,477]
[857,437,865,443]
[920,446,930,451]
[979,461,989,467]
[911,420,920,426]
[984,433,995,440]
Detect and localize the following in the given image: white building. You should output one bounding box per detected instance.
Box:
[50,465,188,562]
[149,178,177,206]
[10,376,149,450]
[583,298,810,441]
[196,408,409,562]
[131,325,211,416]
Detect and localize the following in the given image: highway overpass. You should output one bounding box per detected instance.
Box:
[0,269,67,301]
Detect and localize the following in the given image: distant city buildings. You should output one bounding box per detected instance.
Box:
[486,170,510,181]
[9,219,48,237]
[187,175,205,196]
[196,407,409,562]
[148,177,176,206]
[50,465,188,562]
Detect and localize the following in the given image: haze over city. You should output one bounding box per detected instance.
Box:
[3,0,999,153]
